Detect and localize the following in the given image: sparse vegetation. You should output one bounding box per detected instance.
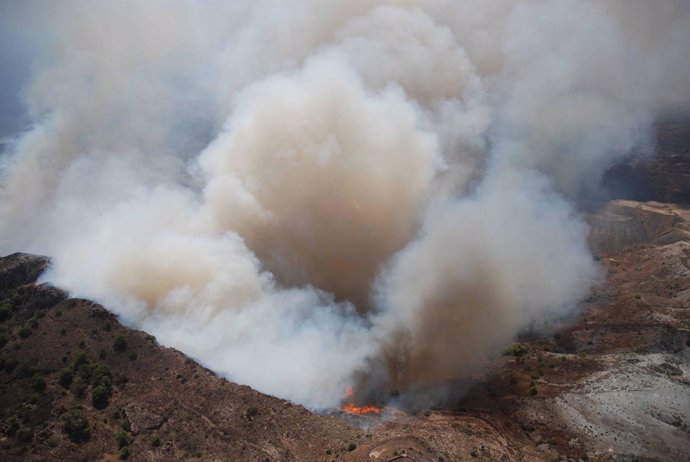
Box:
[119,446,130,460]
[150,434,161,447]
[113,335,127,353]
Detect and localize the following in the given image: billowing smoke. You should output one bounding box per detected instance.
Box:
[1,0,689,409]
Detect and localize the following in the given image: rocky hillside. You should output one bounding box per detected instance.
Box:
[1,199,690,461]
[0,253,363,462]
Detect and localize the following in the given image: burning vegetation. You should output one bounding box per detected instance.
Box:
[340,386,384,415]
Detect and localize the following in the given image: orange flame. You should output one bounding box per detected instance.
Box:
[340,386,383,415]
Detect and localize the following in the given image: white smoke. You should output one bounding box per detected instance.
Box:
[1,0,689,408]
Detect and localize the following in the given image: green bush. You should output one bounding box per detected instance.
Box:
[150,435,161,447]
[0,307,11,323]
[18,325,32,339]
[245,407,258,420]
[62,406,90,443]
[113,336,127,353]
[59,367,74,388]
[91,364,112,388]
[92,384,110,409]
[119,446,129,460]
[71,376,88,398]
[72,351,90,370]
[30,372,46,393]
[115,429,129,448]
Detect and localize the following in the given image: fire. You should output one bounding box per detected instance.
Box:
[340,386,383,415]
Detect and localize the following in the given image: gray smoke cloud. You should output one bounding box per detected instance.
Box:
[1,0,689,408]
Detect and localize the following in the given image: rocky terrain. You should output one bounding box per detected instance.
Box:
[1,200,689,462]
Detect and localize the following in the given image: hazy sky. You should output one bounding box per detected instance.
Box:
[0,2,32,139]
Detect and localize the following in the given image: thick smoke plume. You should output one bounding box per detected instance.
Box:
[1,0,689,408]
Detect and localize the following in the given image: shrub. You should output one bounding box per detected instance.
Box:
[62,406,90,443]
[113,336,127,353]
[16,427,33,443]
[150,434,161,447]
[347,443,357,452]
[59,367,74,388]
[91,364,112,388]
[245,407,258,420]
[30,372,46,393]
[75,363,94,384]
[119,446,129,460]
[92,384,110,409]
[0,307,11,323]
[72,351,89,370]
[71,376,88,398]
[18,325,32,339]
[4,358,18,373]
[510,344,528,357]
[115,429,129,448]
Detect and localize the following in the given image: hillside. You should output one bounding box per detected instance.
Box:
[1,200,689,461]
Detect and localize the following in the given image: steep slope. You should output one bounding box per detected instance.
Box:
[0,253,362,462]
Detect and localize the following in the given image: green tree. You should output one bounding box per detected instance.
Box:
[62,406,90,443]
[113,336,127,353]
[92,384,110,409]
